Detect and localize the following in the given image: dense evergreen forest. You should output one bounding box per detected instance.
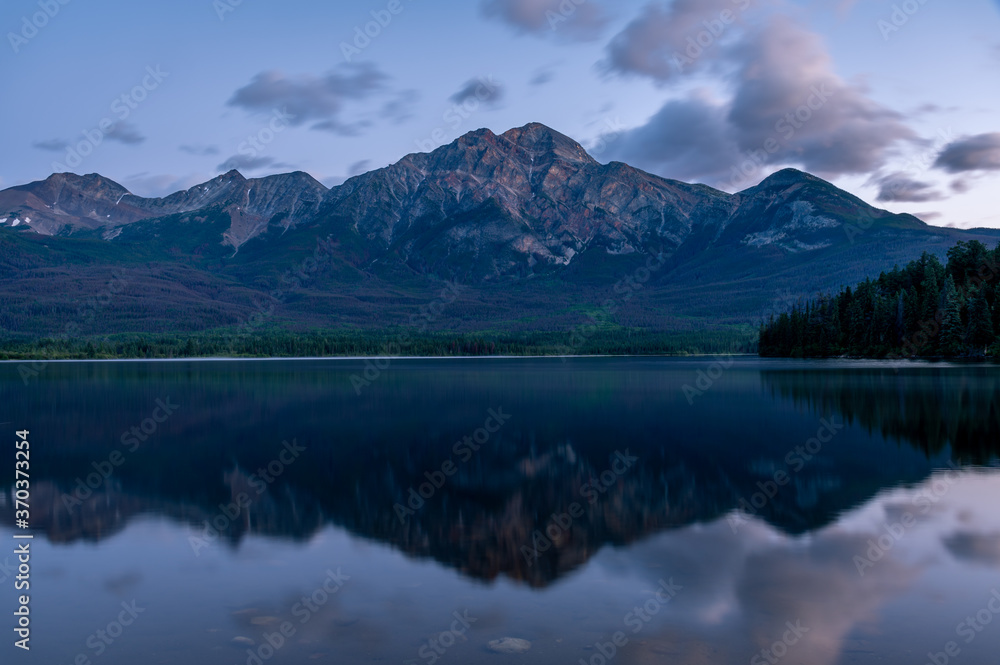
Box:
[0,326,756,361]
[759,240,1000,358]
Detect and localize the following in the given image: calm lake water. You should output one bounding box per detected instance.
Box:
[2,357,1000,664]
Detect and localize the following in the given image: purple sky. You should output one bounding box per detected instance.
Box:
[2,0,999,228]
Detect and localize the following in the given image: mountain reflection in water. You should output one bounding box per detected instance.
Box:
[2,358,999,665]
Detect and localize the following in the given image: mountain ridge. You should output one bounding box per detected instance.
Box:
[1,122,997,341]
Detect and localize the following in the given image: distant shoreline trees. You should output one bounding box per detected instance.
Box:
[759,241,1000,358]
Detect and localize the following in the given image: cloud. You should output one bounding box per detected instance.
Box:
[934,133,1000,173]
[380,89,420,125]
[944,532,1000,567]
[449,76,505,106]
[227,63,386,135]
[602,12,917,187]
[603,0,738,81]
[530,69,555,86]
[951,178,971,193]
[217,154,277,173]
[105,121,146,145]
[179,144,220,156]
[870,172,942,203]
[348,160,371,176]
[449,77,505,106]
[726,17,914,176]
[602,95,740,183]
[481,0,608,41]
[32,138,70,152]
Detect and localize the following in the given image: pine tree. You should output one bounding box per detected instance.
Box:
[968,286,993,356]
[938,275,964,356]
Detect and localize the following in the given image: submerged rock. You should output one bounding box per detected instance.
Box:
[487,637,532,654]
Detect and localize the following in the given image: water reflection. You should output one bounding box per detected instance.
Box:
[761,366,1000,464]
[1,359,999,664]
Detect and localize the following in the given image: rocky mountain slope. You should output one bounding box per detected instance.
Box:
[1,123,997,337]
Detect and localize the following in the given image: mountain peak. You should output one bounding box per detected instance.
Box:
[752,168,822,190]
[217,169,247,182]
[499,123,597,166]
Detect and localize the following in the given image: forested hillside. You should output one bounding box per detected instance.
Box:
[759,241,1000,358]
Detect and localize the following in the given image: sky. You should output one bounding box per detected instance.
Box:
[1,0,999,228]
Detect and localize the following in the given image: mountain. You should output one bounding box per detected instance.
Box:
[2,122,998,343]
[3,363,994,587]
[0,169,326,247]
[322,123,736,280]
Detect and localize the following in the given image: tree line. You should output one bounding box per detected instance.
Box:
[759,241,1000,358]
[0,327,757,360]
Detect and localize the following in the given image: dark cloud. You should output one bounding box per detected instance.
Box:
[934,133,1000,173]
[179,144,220,156]
[449,76,505,106]
[32,138,70,152]
[944,532,1000,567]
[380,89,420,125]
[530,69,555,86]
[602,96,739,183]
[482,0,608,41]
[602,13,916,187]
[603,0,736,81]
[227,63,386,135]
[348,160,371,176]
[105,121,146,146]
[217,154,277,173]
[951,178,971,193]
[870,172,942,203]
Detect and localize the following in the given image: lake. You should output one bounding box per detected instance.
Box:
[2,357,999,664]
